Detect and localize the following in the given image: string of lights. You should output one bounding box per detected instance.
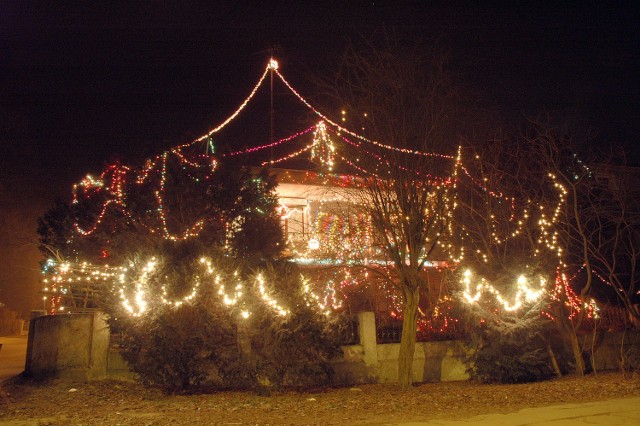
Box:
[52,58,598,331]
[261,143,314,166]
[222,126,314,157]
[273,67,456,159]
[44,256,331,318]
[192,63,273,143]
[336,131,451,182]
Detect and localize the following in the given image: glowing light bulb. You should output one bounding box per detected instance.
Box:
[308,238,320,250]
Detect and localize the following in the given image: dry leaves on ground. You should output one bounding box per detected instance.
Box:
[1,372,640,425]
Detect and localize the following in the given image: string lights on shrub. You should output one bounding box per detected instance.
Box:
[46,58,596,330]
[43,256,331,319]
[461,269,547,312]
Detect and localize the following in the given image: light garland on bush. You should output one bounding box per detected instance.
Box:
[42,255,332,318]
[461,269,547,312]
[54,58,599,333]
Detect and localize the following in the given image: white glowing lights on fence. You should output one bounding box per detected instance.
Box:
[308,238,320,250]
[462,269,547,312]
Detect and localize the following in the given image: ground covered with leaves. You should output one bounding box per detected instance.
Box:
[1,372,640,425]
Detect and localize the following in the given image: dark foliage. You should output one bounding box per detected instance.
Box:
[465,313,556,384]
[36,198,74,259]
[245,262,345,389]
[114,302,233,391]
[37,161,285,267]
[623,343,640,374]
[471,330,555,384]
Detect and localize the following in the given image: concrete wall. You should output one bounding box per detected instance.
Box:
[374,339,470,383]
[0,308,25,336]
[24,310,472,383]
[25,312,110,380]
[27,310,638,384]
[107,347,135,380]
[332,312,470,384]
[582,330,640,372]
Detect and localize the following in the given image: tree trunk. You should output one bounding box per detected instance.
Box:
[398,285,419,388]
[547,344,562,378]
[568,329,585,376]
[557,288,586,377]
[539,333,562,378]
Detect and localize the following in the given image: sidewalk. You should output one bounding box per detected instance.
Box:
[0,335,28,381]
[388,396,640,425]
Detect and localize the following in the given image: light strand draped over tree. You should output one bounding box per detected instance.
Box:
[319,36,467,387]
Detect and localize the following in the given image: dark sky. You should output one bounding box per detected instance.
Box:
[0,1,638,314]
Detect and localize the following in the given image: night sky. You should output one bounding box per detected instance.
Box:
[1,2,638,314]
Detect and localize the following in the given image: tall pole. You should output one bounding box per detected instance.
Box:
[270,50,275,163]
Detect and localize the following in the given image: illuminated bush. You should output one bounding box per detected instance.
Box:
[107,257,343,392]
[242,263,344,390]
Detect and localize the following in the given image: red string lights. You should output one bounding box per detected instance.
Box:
[55,58,598,334]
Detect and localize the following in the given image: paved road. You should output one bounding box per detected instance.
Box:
[386,396,640,425]
[0,335,27,381]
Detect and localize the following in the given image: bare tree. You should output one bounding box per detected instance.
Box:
[453,136,567,377]
[454,120,613,377]
[480,121,639,376]
[582,162,640,323]
[318,37,464,387]
[519,122,603,376]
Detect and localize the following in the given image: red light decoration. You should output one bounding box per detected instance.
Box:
[60,58,599,334]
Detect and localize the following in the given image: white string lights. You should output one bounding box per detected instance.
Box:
[53,58,595,324]
[461,269,547,312]
[310,121,336,171]
[43,256,331,319]
[69,58,466,241]
[193,62,274,143]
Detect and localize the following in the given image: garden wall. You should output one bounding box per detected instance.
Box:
[581,330,640,372]
[333,312,470,383]
[26,311,638,383]
[25,311,110,380]
[26,311,470,383]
